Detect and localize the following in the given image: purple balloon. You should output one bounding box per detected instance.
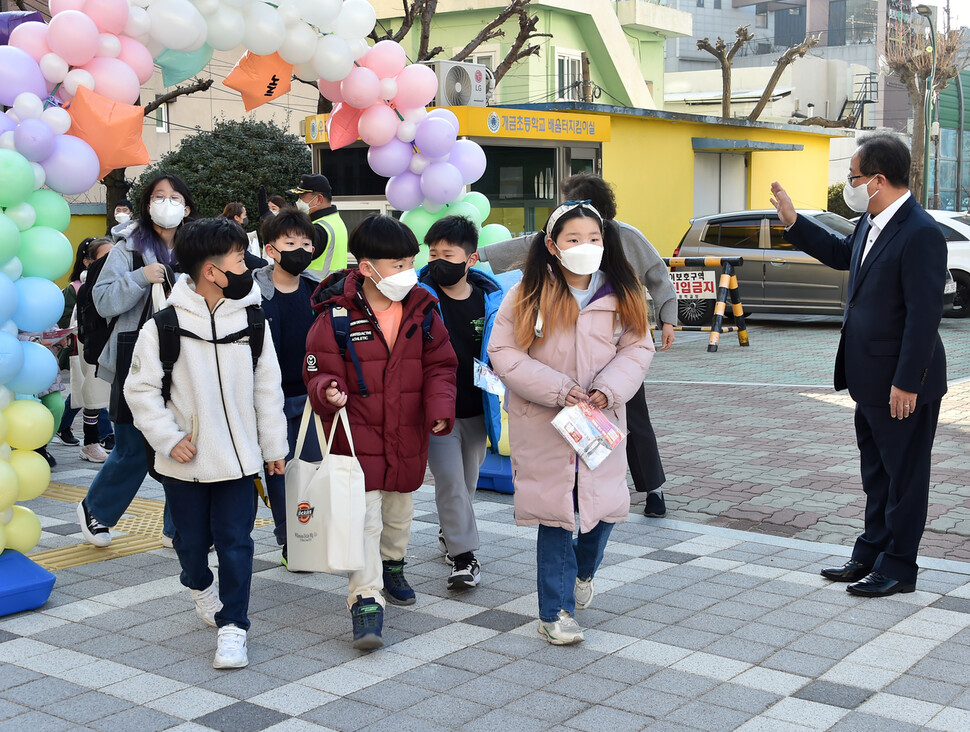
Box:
[13,118,54,163]
[414,117,458,160]
[420,162,464,205]
[367,138,414,178]
[386,172,424,212]
[0,111,17,135]
[426,108,460,135]
[448,139,487,185]
[0,45,48,107]
[41,134,100,196]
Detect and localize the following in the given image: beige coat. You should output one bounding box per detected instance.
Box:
[487,283,654,533]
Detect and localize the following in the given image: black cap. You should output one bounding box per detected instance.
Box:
[287,174,332,198]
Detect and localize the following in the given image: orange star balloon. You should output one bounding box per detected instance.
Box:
[67,86,149,180]
[223,52,292,112]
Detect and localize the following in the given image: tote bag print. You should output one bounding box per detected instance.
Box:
[285,405,366,573]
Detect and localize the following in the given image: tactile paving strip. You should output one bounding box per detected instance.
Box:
[31,482,273,570]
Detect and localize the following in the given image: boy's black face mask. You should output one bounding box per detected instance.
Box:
[213,265,253,300]
[428,258,468,288]
[276,247,313,276]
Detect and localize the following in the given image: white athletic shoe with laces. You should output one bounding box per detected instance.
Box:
[190,584,222,628]
[575,577,594,610]
[213,624,248,669]
[538,610,585,645]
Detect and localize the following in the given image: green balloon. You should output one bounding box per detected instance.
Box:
[462,191,491,221]
[18,226,73,280]
[0,150,35,209]
[157,45,214,87]
[26,190,70,232]
[401,206,439,245]
[414,244,430,271]
[479,223,513,248]
[443,201,482,228]
[0,213,21,267]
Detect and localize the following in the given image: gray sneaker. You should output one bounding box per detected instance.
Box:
[538,610,585,645]
[575,577,594,610]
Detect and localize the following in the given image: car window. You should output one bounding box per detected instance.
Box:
[767,220,794,250]
[935,222,967,242]
[813,212,855,236]
[954,215,970,228]
[702,219,761,249]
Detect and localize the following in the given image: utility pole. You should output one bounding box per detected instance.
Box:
[581,52,592,103]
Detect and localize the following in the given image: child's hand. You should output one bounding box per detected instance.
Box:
[588,390,608,409]
[325,381,347,407]
[170,436,197,463]
[266,459,285,476]
[565,385,587,406]
[431,419,448,434]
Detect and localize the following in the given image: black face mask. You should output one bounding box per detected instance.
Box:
[240,217,250,229]
[212,265,253,300]
[276,247,313,276]
[428,258,469,288]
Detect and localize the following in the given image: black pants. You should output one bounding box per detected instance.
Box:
[626,383,666,493]
[852,399,941,585]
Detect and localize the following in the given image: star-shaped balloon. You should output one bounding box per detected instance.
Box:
[67,86,149,180]
[224,51,292,112]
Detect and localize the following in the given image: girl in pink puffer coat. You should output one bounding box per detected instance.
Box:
[488,202,655,646]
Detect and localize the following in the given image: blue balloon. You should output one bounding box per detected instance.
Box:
[0,330,24,385]
[0,271,16,324]
[11,276,63,332]
[5,339,56,394]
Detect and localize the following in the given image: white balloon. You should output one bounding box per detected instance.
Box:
[63,68,96,96]
[144,36,166,58]
[423,199,444,214]
[380,78,398,101]
[243,1,286,55]
[297,0,341,31]
[12,93,44,120]
[4,111,19,124]
[192,0,220,15]
[0,131,15,150]
[0,507,11,525]
[222,0,254,6]
[278,20,318,65]
[5,203,36,232]
[97,33,122,58]
[276,0,302,27]
[0,257,22,281]
[124,6,152,37]
[291,59,317,81]
[350,37,369,61]
[396,120,416,142]
[39,53,69,84]
[403,107,429,124]
[148,0,206,52]
[183,19,209,53]
[205,6,246,51]
[30,162,46,190]
[334,0,376,40]
[409,153,431,175]
[0,386,13,410]
[41,106,72,136]
[130,0,151,7]
[311,34,353,82]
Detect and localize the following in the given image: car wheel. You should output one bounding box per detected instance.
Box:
[678,298,714,326]
[946,270,970,318]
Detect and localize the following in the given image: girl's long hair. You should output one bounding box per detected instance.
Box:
[512,207,648,349]
[132,172,196,266]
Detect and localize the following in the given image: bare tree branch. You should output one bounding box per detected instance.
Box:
[143,78,214,116]
[369,0,420,44]
[416,0,439,60]
[796,116,853,128]
[493,9,552,85]
[747,34,820,121]
[697,26,753,119]
[451,0,530,61]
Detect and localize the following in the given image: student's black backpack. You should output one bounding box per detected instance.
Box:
[77,251,144,368]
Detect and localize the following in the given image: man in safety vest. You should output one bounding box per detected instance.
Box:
[288,174,349,277]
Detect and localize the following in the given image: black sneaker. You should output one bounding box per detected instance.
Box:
[76,499,111,547]
[54,429,79,446]
[281,544,287,568]
[381,559,416,605]
[35,447,56,467]
[644,491,667,518]
[101,434,115,451]
[448,552,481,590]
[350,595,384,650]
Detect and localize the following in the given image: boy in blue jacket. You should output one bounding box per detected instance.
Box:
[418,216,505,590]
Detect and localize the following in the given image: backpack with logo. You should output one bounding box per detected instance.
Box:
[76,251,144,368]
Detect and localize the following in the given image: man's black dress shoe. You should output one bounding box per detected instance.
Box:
[820,559,871,583]
[846,572,916,597]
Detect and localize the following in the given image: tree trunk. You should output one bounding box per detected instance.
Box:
[910,88,926,204]
[721,63,732,119]
[103,168,133,233]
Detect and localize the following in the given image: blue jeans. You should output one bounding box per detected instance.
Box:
[163,475,256,630]
[536,520,613,622]
[265,395,321,545]
[84,422,175,537]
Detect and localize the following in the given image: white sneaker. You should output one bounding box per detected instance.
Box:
[575,577,594,610]
[77,500,111,547]
[160,534,174,548]
[213,624,248,669]
[190,584,222,628]
[538,610,585,645]
[79,443,109,463]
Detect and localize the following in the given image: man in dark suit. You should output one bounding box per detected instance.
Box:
[770,133,947,597]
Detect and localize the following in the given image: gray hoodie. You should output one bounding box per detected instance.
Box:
[253,262,322,301]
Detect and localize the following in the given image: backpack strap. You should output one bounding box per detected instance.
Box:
[245,305,265,371]
[330,306,369,397]
[404,302,436,344]
[153,307,181,403]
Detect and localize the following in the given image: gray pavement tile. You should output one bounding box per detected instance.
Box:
[0,710,78,732]
[392,662,478,692]
[642,721,696,732]
[154,657,230,685]
[200,670,284,700]
[504,689,590,723]
[73,632,149,657]
[461,707,552,732]
[193,701,290,732]
[592,615,665,638]
[731,623,804,648]
[697,682,781,714]
[908,657,970,684]
[610,583,670,603]
[83,608,157,631]
[450,675,533,707]
[759,609,826,632]
[0,700,27,722]
[250,628,329,654]
[762,649,839,677]
[406,693,492,727]
[582,656,660,685]
[591,592,654,615]
[794,680,874,709]
[740,590,797,610]
[678,581,745,601]
[952,689,970,711]
[31,623,107,648]
[346,679,434,712]
[364,712,452,732]
[707,572,768,590]
[647,624,720,651]
[639,669,719,698]
[437,647,512,674]
[924,640,970,664]
[931,596,970,614]
[462,609,534,632]
[1,677,87,707]
[705,600,770,622]
[45,691,133,725]
[473,631,549,658]
[627,602,695,624]
[651,591,718,612]
[663,700,753,731]
[381,611,451,636]
[0,662,41,688]
[829,711,920,731]
[701,636,776,664]
[679,613,747,636]
[123,618,194,643]
[490,658,571,688]
[563,704,652,732]
[89,705,184,732]
[540,672,627,704]
[0,631,18,644]
[250,654,329,683]
[605,685,687,716]
[301,698,391,732]
[525,644,606,671]
[115,643,194,672]
[482,576,537,596]
[884,675,966,705]
[787,633,865,660]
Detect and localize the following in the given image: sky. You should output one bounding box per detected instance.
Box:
[920,0,969,31]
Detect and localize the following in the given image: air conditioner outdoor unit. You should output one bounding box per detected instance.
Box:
[425,61,490,107]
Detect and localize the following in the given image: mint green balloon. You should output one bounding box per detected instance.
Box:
[462,191,491,222]
[18,226,72,280]
[0,150,35,208]
[479,223,513,248]
[26,190,70,232]
[414,244,430,271]
[0,213,21,267]
[400,206,439,246]
[443,201,482,229]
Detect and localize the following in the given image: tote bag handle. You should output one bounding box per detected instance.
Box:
[294,403,356,460]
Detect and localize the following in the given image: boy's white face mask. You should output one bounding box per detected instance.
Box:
[370,266,417,302]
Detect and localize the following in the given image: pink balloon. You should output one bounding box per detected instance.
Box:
[367,137,414,178]
[82,0,130,34]
[357,104,400,147]
[340,66,380,110]
[117,36,154,85]
[448,139,487,185]
[317,78,344,104]
[386,171,424,212]
[82,57,141,105]
[393,64,438,109]
[41,134,100,194]
[8,22,51,63]
[48,11,100,67]
[49,0,86,13]
[360,40,407,80]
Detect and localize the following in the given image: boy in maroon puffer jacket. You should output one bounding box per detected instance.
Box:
[304,214,457,650]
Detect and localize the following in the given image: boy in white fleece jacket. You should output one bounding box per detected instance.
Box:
[125,218,287,669]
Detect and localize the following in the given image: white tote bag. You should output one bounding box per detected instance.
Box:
[285,405,366,573]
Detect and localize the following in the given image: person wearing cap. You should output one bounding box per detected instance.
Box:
[288,174,349,278]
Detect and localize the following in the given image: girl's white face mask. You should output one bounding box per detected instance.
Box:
[555,242,603,276]
[149,199,186,229]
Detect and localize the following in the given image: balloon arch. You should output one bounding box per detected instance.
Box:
[0,0,511,557]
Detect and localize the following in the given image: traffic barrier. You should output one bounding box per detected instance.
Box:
[665,256,750,353]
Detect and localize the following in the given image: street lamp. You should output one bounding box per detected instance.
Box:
[915,4,937,208]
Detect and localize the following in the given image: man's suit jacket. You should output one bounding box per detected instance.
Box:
[784,196,947,407]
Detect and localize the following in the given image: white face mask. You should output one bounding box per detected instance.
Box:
[843,176,876,213]
[370,266,417,302]
[149,199,186,229]
[115,212,131,225]
[295,198,312,215]
[555,242,604,276]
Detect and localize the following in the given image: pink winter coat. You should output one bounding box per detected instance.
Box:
[487,282,655,533]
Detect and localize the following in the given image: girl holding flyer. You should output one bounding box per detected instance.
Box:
[487,201,654,645]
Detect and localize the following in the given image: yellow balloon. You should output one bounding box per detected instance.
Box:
[9,449,50,502]
[3,400,54,451]
[0,522,5,553]
[5,505,42,553]
[0,460,18,512]
[0,410,7,445]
